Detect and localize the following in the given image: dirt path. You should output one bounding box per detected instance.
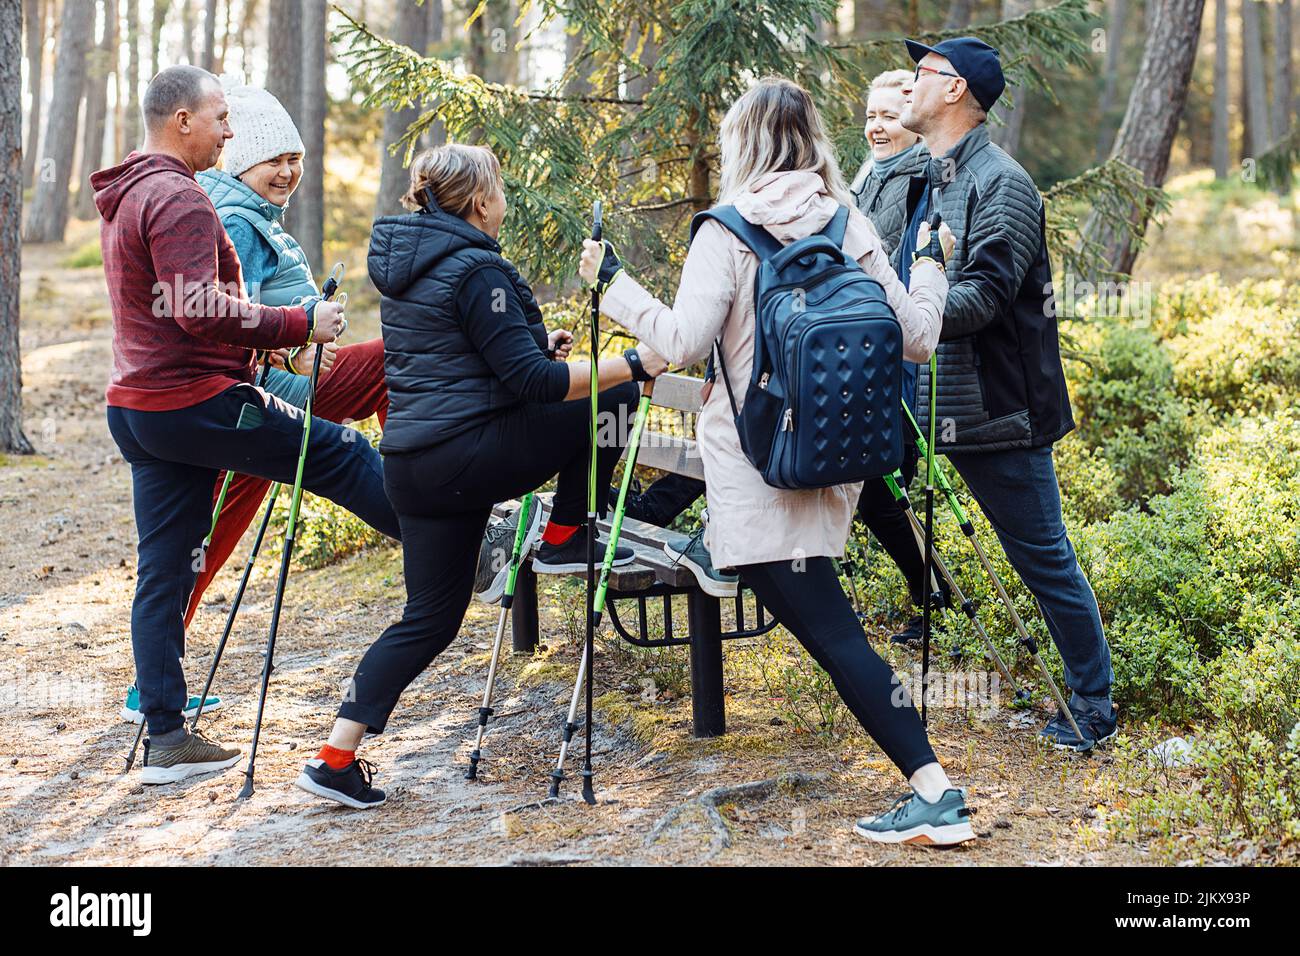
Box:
[1,230,1150,866]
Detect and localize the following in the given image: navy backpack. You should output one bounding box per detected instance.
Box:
[690,204,905,489]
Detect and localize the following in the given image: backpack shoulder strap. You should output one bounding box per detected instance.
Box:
[689,205,783,260]
[819,205,850,247]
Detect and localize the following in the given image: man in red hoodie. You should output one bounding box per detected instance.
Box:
[94,65,400,785]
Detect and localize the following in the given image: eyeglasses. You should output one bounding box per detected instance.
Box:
[913,64,961,84]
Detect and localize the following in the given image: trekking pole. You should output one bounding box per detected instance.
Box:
[238,269,346,799]
[122,350,284,771]
[191,266,347,736]
[919,213,943,726]
[898,400,1085,741]
[882,471,1027,704]
[551,378,656,800]
[550,201,602,803]
[465,492,538,780]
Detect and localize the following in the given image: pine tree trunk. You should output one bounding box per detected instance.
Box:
[123,0,141,152]
[1241,0,1270,157]
[1272,0,1292,141]
[151,0,169,78]
[992,0,1033,157]
[75,0,116,221]
[1082,0,1207,278]
[237,0,258,76]
[417,0,445,150]
[266,0,302,233]
[1094,0,1128,162]
[2,0,34,453]
[199,0,216,71]
[563,24,590,97]
[942,0,974,30]
[24,0,95,243]
[1212,0,1229,178]
[375,0,428,218]
[180,0,195,64]
[22,0,45,188]
[298,0,325,275]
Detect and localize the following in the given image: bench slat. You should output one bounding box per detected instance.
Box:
[634,433,705,482]
[646,372,704,413]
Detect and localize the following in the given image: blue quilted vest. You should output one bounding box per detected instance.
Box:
[197,168,319,307]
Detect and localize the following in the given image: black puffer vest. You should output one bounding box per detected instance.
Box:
[369,203,548,454]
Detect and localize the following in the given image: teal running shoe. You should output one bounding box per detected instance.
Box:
[120,684,223,724]
[663,528,738,598]
[854,788,975,846]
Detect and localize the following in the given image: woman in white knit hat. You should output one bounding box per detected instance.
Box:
[116,80,395,725]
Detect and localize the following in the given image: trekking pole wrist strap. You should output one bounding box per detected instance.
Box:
[623,348,652,382]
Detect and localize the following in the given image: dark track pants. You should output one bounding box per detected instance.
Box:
[107,383,400,735]
[337,383,640,733]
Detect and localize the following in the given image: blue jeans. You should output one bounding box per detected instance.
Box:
[107,383,400,735]
[946,445,1113,709]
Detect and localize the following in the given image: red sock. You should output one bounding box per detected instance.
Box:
[542,521,579,545]
[317,745,355,770]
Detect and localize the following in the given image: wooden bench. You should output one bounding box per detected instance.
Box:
[492,372,778,737]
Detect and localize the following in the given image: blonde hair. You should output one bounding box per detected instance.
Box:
[867,69,913,97]
[716,77,852,207]
[401,143,502,219]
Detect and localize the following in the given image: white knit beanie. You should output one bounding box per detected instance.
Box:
[219,77,306,178]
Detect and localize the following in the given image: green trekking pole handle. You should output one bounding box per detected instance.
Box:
[594,379,655,618]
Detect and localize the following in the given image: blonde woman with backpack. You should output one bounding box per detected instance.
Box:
[578,77,972,846]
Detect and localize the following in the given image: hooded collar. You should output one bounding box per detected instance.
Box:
[732,169,840,243]
[368,204,502,297]
[90,151,195,222]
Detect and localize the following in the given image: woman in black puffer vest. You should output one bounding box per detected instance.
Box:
[295,145,662,808]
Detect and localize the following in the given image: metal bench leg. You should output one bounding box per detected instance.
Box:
[687,592,725,738]
[512,562,539,653]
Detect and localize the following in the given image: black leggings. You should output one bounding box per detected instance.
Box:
[738,557,938,777]
[338,383,640,733]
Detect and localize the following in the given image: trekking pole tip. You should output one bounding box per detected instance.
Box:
[580,770,596,805]
[237,776,254,801]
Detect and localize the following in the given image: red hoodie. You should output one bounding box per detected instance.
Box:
[92,152,309,411]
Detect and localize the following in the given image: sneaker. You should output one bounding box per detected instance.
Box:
[663,529,738,598]
[533,527,635,574]
[1039,701,1117,753]
[140,729,241,785]
[888,612,946,646]
[474,502,545,604]
[121,684,223,724]
[296,757,386,809]
[854,788,975,846]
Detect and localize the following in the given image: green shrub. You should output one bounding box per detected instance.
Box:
[1105,627,1300,860]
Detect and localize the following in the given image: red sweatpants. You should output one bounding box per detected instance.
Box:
[183,338,389,627]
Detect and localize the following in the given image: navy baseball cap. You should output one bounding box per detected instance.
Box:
[905,36,1005,111]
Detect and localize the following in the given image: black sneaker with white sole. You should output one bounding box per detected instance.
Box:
[533,527,635,574]
[296,757,387,808]
[474,502,545,604]
[1039,702,1118,753]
